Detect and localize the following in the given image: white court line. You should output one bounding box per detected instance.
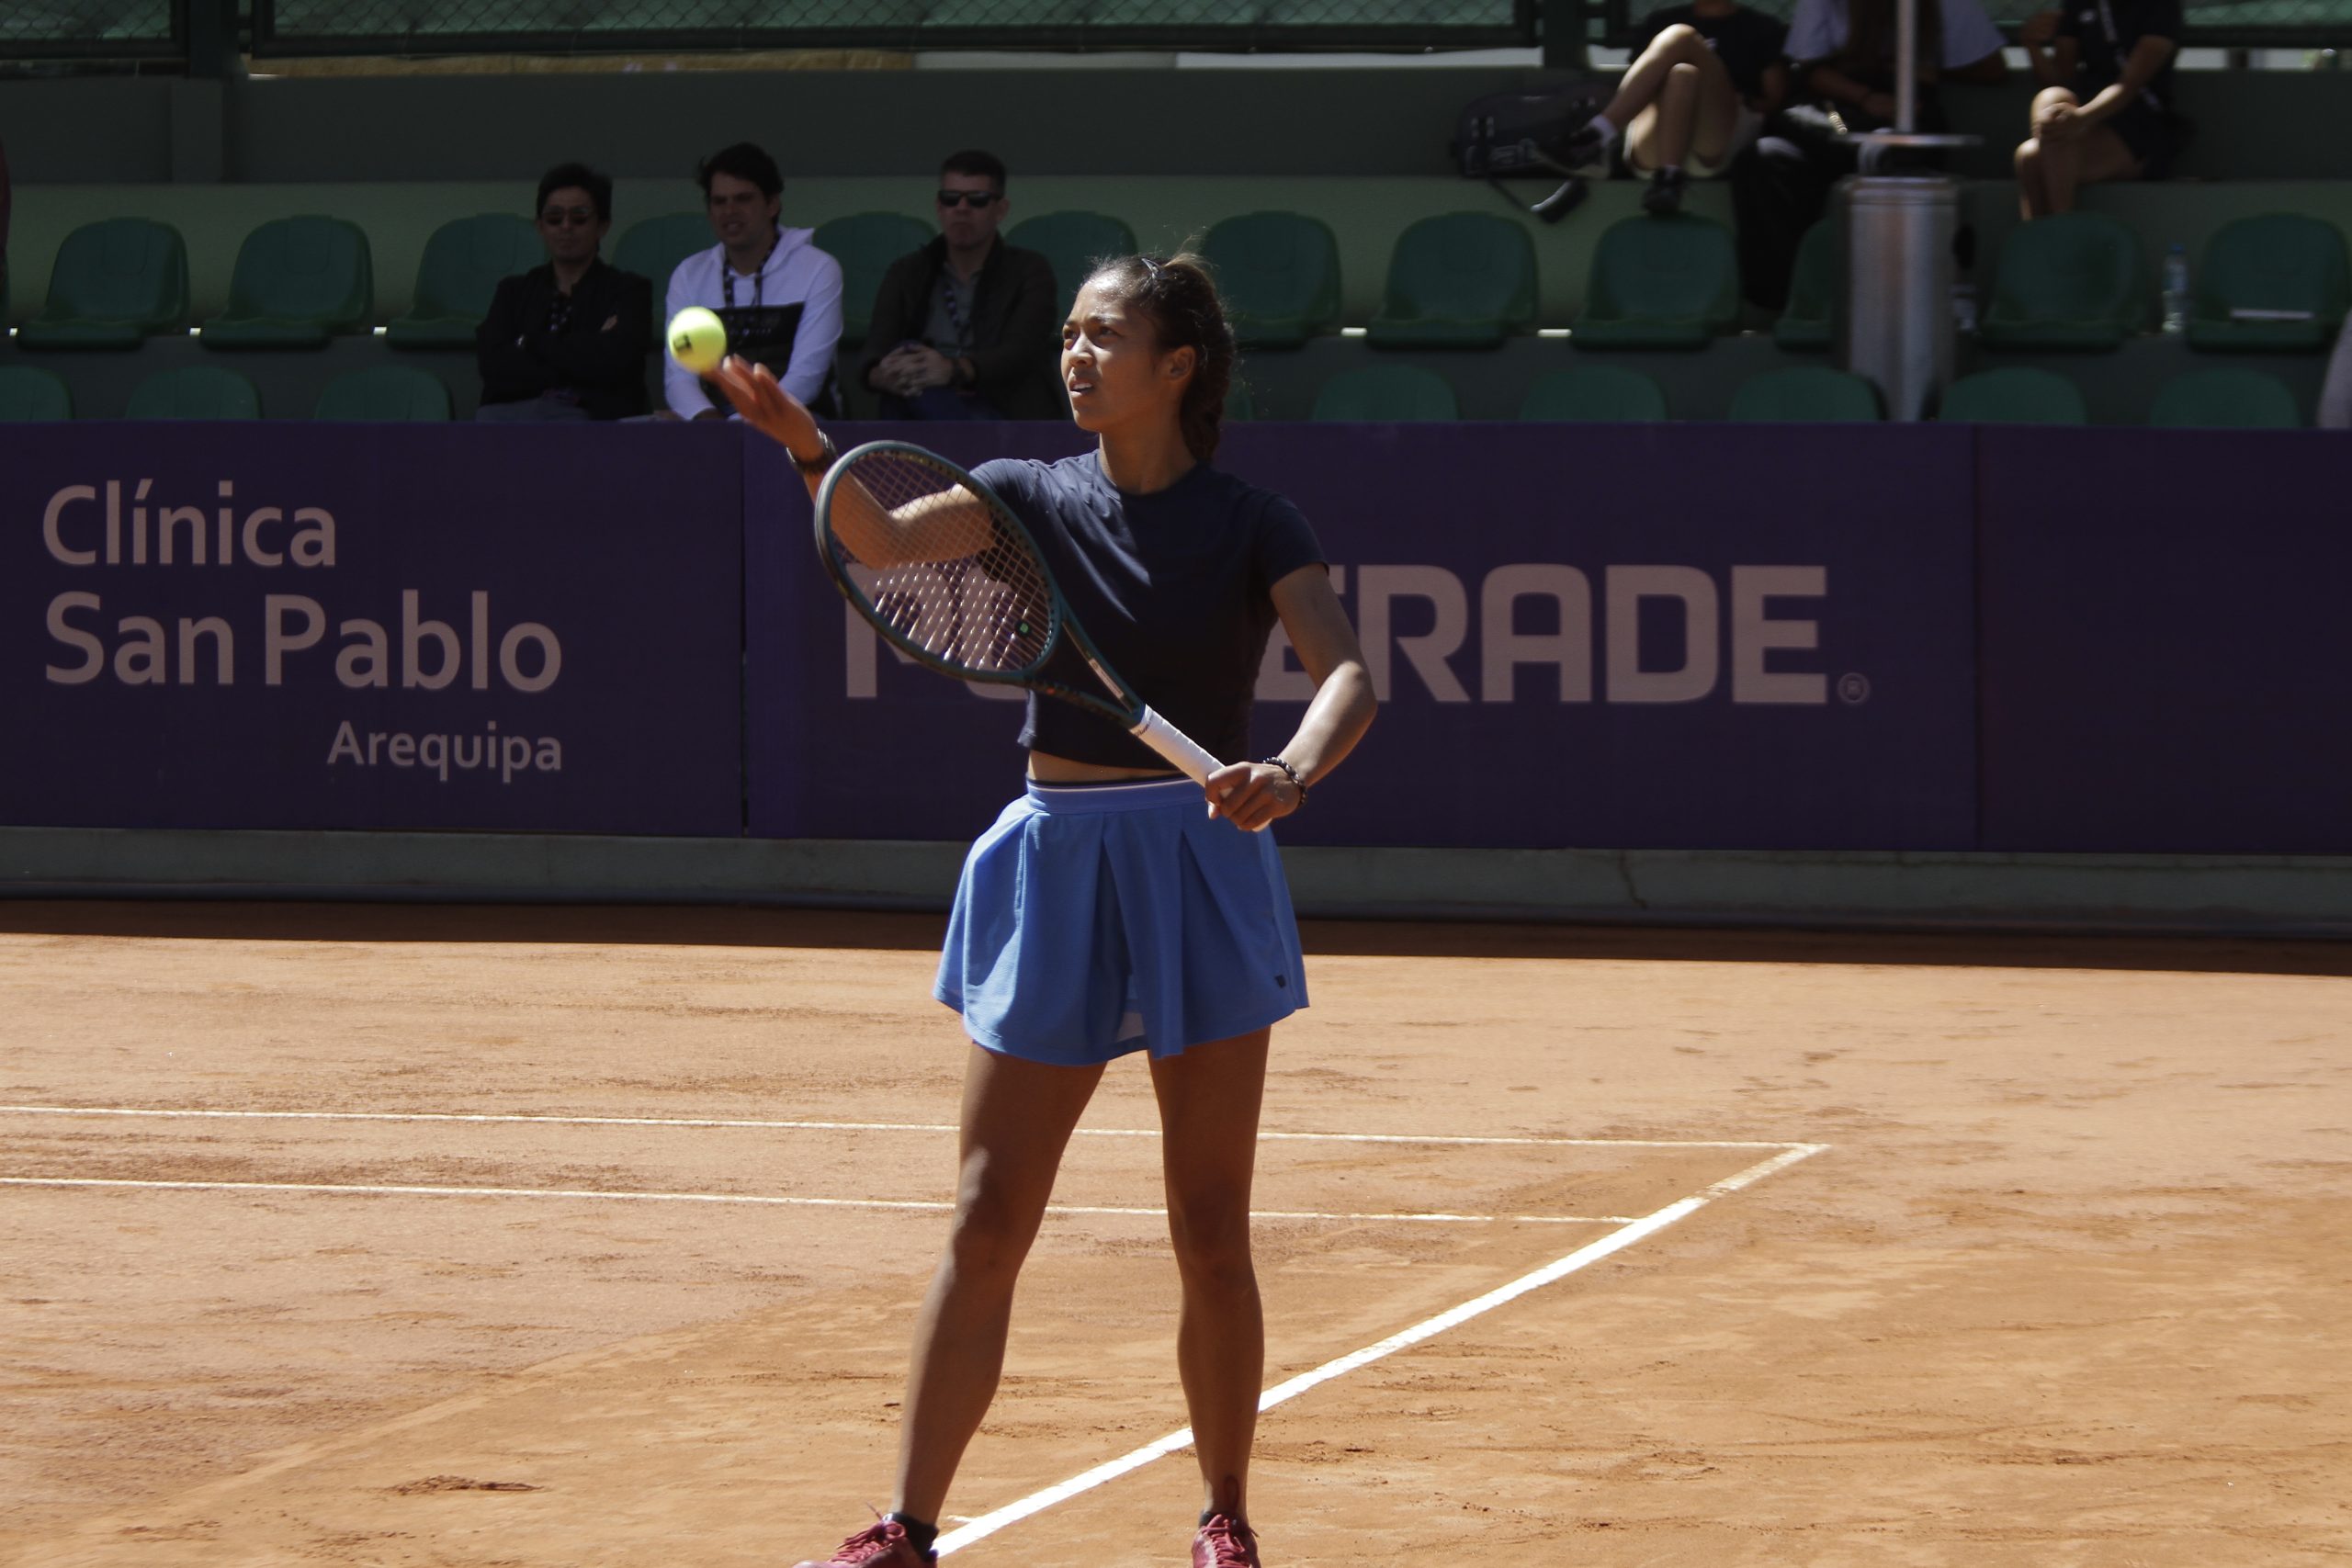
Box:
[932,1141,1828,1558]
[0,1177,1634,1227]
[0,1105,1796,1150]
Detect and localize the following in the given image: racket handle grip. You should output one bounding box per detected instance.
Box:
[1129,705,1222,785]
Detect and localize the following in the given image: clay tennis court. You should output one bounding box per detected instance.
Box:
[2,901,2346,1567]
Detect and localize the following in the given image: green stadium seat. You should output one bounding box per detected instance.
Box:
[17,219,190,349]
[1201,211,1344,350]
[1774,220,1837,351]
[1937,367,2087,424]
[1310,365,1458,422]
[201,216,374,349]
[0,366,74,422]
[812,212,935,346]
[1367,212,1538,350]
[1728,367,1882,423]
[1225,379,1256,422]
[314,366,453,422]
[2185,214,2350,353]
[1571,215,1740,349]
[386,213,541,349]
[1006,210,1138,322]
[2147,367,2301,428]
[1978,213,2148,351]
[1518,366,1668,422]
[126,366,262,421]
[616,211,717,324]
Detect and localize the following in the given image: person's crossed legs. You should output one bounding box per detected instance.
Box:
[1567,25,1747,213]
[2015,85,2145,218]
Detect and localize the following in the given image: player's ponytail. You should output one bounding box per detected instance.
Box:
[1085,252,1236,463]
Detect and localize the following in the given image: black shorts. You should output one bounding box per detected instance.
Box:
[2106,100,2178,178]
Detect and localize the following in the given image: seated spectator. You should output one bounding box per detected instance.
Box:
[662,141,842,421]
[475,163,653,423]
[861,150,1062,420]
[2014,0,2182,219]
[2321,314,2352,429]
[1563,0,1791,217]
[1792,0,2008,124]
[1730,0,2007,307]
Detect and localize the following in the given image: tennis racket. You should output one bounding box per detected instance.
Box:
[812,440,1224,785]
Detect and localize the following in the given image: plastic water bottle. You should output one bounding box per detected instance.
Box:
[2161,243,2190,333]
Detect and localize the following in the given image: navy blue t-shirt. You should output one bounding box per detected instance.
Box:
[974,452,1327,771]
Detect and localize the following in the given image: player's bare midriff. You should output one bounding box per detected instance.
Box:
[1025,750,1183,785]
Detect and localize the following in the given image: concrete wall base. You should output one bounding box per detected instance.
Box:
[5,829,2348,938]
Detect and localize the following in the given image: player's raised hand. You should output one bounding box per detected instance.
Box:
[710,356,820,457]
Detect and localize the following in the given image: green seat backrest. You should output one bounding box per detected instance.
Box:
[314,366,453,422]
[0,366,74,422]
[812,211,936,344]
[1587,215,1740,325]
[1007,209,1139,321]
[616,211,717,299]
[1783,220,1838,325]
[410,213,541,321]
[1225,378,1256,422]
[1310,365,1458,422]
[1519,366,1668,422]
[2193,213,2351,327]
[2147,368,2301,428]
[38,218,190,331]
[1202,211,1344,343]
[1988,212,2147,327]
[1728,367,1882,423]
[1938,367,2086,424]
[126,367,262,421]
[1381,212,1537,328]
[222,216,373,329]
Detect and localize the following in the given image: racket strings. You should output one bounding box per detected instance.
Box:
[825,454,1053,677]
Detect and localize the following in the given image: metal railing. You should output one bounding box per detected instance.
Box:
[250,0,1536,56]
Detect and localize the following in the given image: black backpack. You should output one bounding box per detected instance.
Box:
[1452,82,1601,222]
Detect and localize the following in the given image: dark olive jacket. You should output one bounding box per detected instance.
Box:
[861,236,1064,421]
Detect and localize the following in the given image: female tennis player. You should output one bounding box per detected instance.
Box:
[710,252,1375,1568]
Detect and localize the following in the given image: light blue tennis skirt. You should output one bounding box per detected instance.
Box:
[935,777,1308,1066]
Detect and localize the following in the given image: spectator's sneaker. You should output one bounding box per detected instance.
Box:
[1560,120,1611,175]
[1642,166,1688,216]
[1192,1511,1263,1568]
[792,1517,935,1568]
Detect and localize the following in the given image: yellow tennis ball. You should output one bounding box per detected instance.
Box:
[666,307,728,375]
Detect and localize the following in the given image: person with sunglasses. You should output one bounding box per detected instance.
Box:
[474,163,653,422]
[860,150,1063,421]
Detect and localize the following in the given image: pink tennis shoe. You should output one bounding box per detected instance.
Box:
[792,1517,935,1568]
[1192,1511,1263,1568]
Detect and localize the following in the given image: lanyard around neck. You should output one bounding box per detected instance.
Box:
[722,231,777,310]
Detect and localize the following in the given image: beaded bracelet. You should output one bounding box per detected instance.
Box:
[1260,756,1308,807]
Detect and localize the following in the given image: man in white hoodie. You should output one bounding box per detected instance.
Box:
[662,141,844,421]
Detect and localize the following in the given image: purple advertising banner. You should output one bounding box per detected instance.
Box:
[3,423,745,834]
[1977,427,2352,854]
[747,423,1980,851]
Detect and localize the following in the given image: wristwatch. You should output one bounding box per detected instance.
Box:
[792,429,838,477]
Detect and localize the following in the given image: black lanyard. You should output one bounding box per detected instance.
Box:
[722,232,776,310]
